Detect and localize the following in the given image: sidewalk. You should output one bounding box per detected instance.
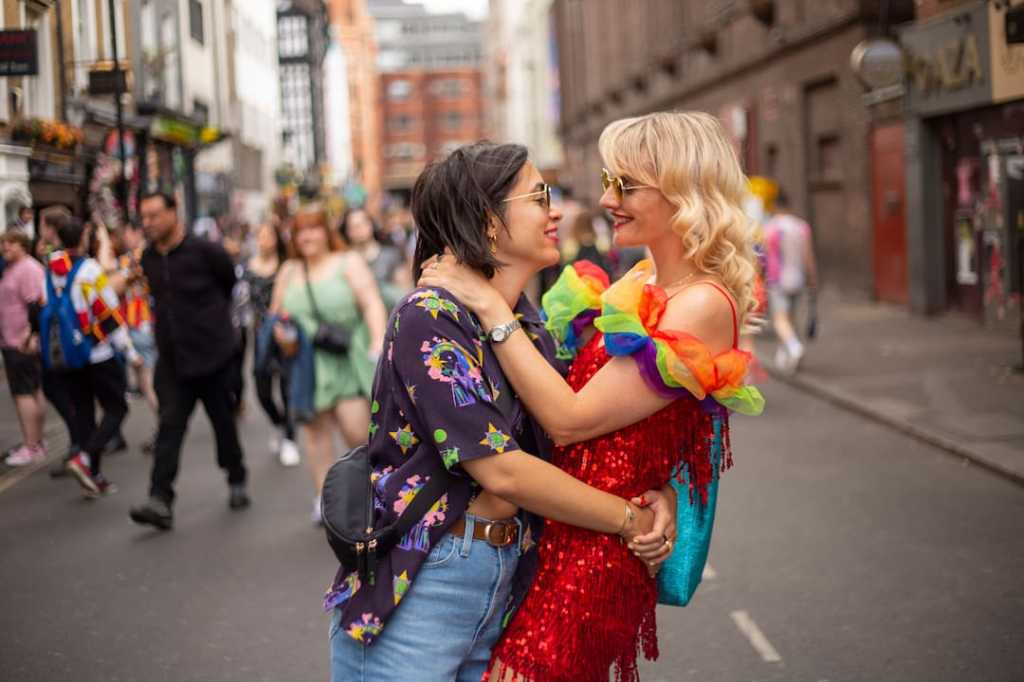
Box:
[756,292,1024,485]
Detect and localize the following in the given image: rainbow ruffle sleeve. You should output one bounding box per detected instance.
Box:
[541,261,610,359]
[593,260,765,416]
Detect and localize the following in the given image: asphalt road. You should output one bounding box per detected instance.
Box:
[1,378,1022,681]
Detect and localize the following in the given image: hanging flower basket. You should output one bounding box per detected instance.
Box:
[10,117,85,151]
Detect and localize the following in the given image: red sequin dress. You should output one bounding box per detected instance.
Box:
[485,335,719,682]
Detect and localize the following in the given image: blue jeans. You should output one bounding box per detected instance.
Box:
[330,514,520,681]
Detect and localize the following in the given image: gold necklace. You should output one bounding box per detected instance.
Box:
[658,270,701,290]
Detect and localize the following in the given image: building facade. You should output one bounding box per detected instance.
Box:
[330,0,381,207]
[552,0,914,299]
[369,0,484,199]
[484,0,562,177]
[277,0,329,179]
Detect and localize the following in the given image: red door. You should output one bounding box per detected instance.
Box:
[871,123,908,304]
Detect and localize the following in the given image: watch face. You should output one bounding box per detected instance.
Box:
[491,327,507,342]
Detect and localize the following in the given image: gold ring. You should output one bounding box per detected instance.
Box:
[664,539,673,552]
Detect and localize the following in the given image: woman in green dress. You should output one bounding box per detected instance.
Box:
[271,205,387,523]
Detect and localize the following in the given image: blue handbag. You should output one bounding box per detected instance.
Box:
[657,414,722,606]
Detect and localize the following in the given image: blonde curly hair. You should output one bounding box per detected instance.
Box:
[599,111,759,328]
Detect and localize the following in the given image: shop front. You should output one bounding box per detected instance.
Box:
[901,0,1024,327]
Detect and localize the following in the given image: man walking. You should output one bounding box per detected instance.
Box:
[763,190,818,373]
[129,192,249,530]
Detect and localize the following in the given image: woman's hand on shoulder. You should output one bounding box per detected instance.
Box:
[417,254,506,323]
[660,281,735,355]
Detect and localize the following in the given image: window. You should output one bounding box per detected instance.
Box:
[280,63,315,170]
[193,99,210,125]
[278,15,309,59]
[385,143,424,160]
[440,111,463,131]
[389,115,412,132]
[431,79,463,97]
[387,79,412,101]
[189,0,205,44]
[815,134,842,182]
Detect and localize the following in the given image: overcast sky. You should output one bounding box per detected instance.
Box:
[415,0,488,21]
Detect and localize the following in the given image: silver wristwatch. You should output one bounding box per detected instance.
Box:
[487,319,522,344]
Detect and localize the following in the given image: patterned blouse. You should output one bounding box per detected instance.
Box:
[324,287,564,646]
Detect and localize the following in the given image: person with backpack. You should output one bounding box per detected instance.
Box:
[38,213,139,498]
[128,192,250,531]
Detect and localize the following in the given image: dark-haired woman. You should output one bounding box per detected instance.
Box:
[246,220,299,466]
[326,142,675,682]
[339,207,410,310]
[270,206,387,523]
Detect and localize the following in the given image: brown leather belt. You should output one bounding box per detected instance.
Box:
[448,517,519,548]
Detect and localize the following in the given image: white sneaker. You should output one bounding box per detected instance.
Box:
[773,346,791,373]
[311,495,323,525]
[279,438,301,467]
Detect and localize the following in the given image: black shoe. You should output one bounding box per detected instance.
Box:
[129,497,174,530]
[103,434,128,456]
[228,484,250,510]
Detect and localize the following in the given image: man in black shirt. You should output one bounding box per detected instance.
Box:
[129,192,249,530]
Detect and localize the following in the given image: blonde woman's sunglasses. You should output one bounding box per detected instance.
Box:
[502,184,552,210]
[601,168,654,202]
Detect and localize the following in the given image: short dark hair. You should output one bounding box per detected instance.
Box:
[411,141,529,279]
[141,191,177,211]
[55,215,87,249]
[339,207,383,245]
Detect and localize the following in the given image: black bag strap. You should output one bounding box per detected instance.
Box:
[379,465,453,551]
[301,259,326,324]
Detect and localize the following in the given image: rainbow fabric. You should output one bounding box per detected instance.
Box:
[541,261,610,359]
[593,260,765,416]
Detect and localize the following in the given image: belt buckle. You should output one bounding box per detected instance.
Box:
[482,521,513,548]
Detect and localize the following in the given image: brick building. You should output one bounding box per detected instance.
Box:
[552,0,913,297]
[369,0,484,199]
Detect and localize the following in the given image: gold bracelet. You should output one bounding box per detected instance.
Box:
[617,502,635,537]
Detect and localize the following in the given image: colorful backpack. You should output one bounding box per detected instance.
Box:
[40,258,93,371]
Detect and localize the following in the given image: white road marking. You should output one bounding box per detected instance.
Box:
[730,610,782,663]
[702,563,717,579]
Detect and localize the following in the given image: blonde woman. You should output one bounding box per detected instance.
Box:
[420,112,764,681]
[270,206,387,523]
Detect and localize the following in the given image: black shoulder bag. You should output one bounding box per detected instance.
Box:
[321,445,453,585]
[303,260,351,355]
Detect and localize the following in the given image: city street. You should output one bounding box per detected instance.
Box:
[2,378,1022,681]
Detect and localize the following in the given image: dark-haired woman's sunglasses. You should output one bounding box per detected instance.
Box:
[503,183,551,210]
[601,168,653,202]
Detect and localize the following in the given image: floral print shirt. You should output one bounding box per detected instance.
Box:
[324,287,564,646]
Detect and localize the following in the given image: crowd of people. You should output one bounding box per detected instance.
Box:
[0,110,822,681]
[0,190,422,529]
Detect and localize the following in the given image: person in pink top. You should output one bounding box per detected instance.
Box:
[762,190,818,372]
[0,229,47,465]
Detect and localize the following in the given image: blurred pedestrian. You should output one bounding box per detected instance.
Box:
[129,192,250,531]
[0,229,47,466]
[110,221,159,452]
[41,215,138,498]
[566,209,612,276]
[763,189,818,373]
[32,207,80,476]
[339,207,410,309]
[270,205,386,524]
[245,220,300,466]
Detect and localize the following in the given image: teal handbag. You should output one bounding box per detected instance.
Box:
[657,414,722,606]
